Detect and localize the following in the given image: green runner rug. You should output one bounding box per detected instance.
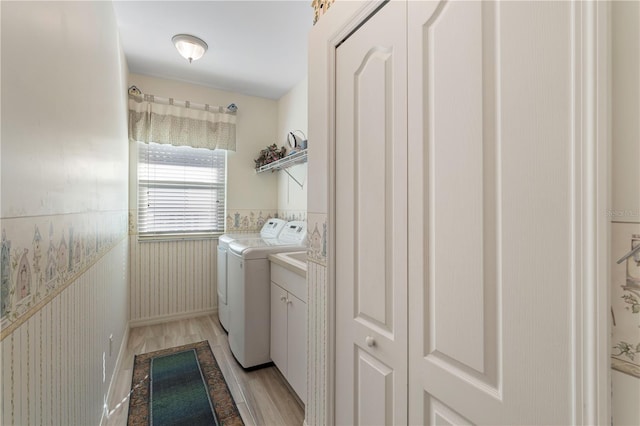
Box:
[127,341,244,426]
[151,349,216,425]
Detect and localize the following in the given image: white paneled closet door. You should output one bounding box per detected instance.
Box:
[408,0,583,424]
[335,1,408,425]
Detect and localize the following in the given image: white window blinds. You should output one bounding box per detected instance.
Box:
[137,141,226,236]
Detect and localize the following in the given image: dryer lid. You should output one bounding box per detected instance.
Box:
[228,238,282,255]
[231,244,307,260]
[219,232,260,247]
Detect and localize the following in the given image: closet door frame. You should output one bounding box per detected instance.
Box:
[308,3,391,425]
[307,1,610,425]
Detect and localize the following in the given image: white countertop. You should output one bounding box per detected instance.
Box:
[269,251,307,277]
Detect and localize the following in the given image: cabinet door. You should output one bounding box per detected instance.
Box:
[287,294,307,404]
[335,2,407,425]
[407,1,584,424]
[270,282,287,375]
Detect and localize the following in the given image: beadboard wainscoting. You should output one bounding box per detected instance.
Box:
[306,259,327,426]
[305,213,328,426]
[129,237,217,325]
[0,238,128,426]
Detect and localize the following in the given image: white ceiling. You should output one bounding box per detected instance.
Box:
[113,1,313,100]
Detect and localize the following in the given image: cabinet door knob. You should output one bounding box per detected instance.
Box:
[365,336,375,347]
[287,299,293,305]
[280,296,287,302]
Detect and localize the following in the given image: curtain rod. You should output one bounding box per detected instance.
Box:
[128,85,237,113]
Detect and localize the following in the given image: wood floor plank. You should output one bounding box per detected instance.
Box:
[210,343,245,404]
[245,374,288,426]
[262,368,306,425]
[236,402,257,426]
[104,315,304,426]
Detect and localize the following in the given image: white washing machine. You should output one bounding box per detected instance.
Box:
[217,218,286,331]
[227,221,307,368]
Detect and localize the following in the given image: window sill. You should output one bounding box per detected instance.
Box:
[137,232,222,243]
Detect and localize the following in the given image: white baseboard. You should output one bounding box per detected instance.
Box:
[128,308,217,328]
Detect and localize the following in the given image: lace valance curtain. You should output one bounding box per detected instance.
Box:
[128,91,237,151]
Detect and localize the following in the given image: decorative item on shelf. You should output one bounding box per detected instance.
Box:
[254,144,286,169]
[287,130,308,154]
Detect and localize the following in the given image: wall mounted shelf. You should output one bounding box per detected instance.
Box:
[255,149,308,188]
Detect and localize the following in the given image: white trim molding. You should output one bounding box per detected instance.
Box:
[578,1,611,423]
[307,2,386,424]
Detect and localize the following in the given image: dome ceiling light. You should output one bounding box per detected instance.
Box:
[172,34,208,63]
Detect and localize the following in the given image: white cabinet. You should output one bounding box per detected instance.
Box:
[270,260,307,403]
[286,292,307,402]
[270,282,288,372]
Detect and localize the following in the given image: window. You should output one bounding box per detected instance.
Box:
[137,141,226,237]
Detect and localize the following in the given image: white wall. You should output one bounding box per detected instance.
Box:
[0,1,129,424]
[128,73,280,225]
[611,2,640,425]
[277,77,308,217]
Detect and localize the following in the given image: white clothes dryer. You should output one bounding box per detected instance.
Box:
[217,218,286,331]
[227,221,307,368]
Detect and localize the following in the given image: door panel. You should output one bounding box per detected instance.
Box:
[335,2,407,425]
[357,349,394,426]
[408,0,576,424]
[426,0,494,377]
[427,396,474,426]
[354,46,394,333]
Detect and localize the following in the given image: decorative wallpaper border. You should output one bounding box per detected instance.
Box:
[226,209,307,233]
[307,213,327,266]
[611,223,640,378]
[225,209,278,233]
[278,210,307,223]
[1,210,128,338]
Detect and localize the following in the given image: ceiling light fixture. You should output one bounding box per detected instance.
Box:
[172,34,208,63]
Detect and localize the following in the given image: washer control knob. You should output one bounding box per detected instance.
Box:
[365,336,375,347]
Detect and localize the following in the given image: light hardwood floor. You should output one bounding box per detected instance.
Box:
[104,315,305,426]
